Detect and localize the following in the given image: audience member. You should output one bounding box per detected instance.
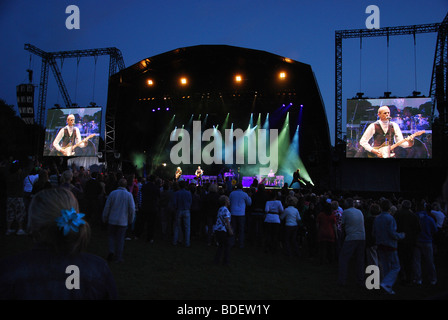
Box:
[136,175,160,243]
[31,168,52,195]
[5,161,26,236]
[263,191,284,253]
[202,183,220,246]
[172,180,192,247]
[213,195,233,265]
[373,199,405,294]
[60,169,83,200]
[280,195,301,257]
[413,200,438,285]
[364,203,380,267]
[102,178,136,263]
[394,199,421,285]
[229,182,252,248]
[338,198,366,287]
[316,201,337,264]
[84,171,104,226]
[249,183,268,247]
[0,187,118,299]
[331,200,343,258]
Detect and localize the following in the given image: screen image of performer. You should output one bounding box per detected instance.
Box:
[195,166,204,185]
[289,168,306,188]
[175,167,182,180]
[52,114,87,156]
[359,106,415,158]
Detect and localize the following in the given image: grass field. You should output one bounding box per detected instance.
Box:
[1,224,447,301]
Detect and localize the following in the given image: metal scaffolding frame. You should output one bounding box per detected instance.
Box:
[24,43,125,127]
[334,15,447,146]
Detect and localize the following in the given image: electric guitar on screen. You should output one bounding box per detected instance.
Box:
[60,134,97,156]
[368,130,425,158]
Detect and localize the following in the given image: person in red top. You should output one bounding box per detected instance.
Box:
[316,201,337,264]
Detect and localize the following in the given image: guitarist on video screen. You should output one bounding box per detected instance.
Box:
[52,114,88,156]
[359,105,420,158]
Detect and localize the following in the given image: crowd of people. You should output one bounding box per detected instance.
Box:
[1,156,447,298]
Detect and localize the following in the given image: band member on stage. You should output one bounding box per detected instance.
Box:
[267,169,275,186]
[289,168,306,188]
[359,105,414,158]
[175,167,182,181]
[195,166,204,185]
[52,114,87,156]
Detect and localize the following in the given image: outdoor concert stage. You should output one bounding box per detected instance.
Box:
[106,45,332,188]
[177,174,285,188]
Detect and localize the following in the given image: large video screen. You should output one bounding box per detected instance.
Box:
[346,97,432,159]
[43,107,102,157]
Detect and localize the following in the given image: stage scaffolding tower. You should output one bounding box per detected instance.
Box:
[24,44,125,127]
[334,13,447,147]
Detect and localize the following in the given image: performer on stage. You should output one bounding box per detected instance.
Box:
[267,169,275,186]
[195,166,204,185]
[175,167,182,181]
[359,105,416,158]
[52,114,87,156]
[289,168,306,188]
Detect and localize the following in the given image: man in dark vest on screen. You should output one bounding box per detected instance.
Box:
[359,106,414,158]
[52,114,87,156]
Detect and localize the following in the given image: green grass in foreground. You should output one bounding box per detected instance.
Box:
[1,226,447,300]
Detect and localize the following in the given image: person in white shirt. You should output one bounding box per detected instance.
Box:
[280,195,301,257]
[359,106,414,158]
[263,191,284,253]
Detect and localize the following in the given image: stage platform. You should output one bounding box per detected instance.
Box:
[178,174,285,188]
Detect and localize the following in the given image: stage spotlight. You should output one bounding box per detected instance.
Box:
[147,79,154,86]
[180,77,188,85]
[234,74,243,83]
[279,71,287,80]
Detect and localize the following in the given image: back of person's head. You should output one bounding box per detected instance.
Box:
[369,203,381,216]
[258,184,265,192]
[330,200,339,211]
[286,195,298,207]
[380,199,392,212]
[402,199,412,209]
[178,180,186,189]
[60,170,73,184]
[345,198,354,208]
[236,182,243,190]
[416,199,427,212]
[118,178,127,188]
[432,201,441,211]
[268,191,277,200]
[218,195,229,207]
[208,183,218,193]
[28,188,90,256]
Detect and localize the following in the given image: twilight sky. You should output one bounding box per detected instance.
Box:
[0,0,446,144]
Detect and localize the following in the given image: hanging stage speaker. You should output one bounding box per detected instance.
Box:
[16,83,35,125]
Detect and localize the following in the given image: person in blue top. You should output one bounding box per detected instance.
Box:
[229,182,252,248]
[213,195,233,265]
[372,198,405,294]
[413,200,438,285]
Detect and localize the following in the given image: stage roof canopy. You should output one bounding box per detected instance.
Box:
[106,45,331,180]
